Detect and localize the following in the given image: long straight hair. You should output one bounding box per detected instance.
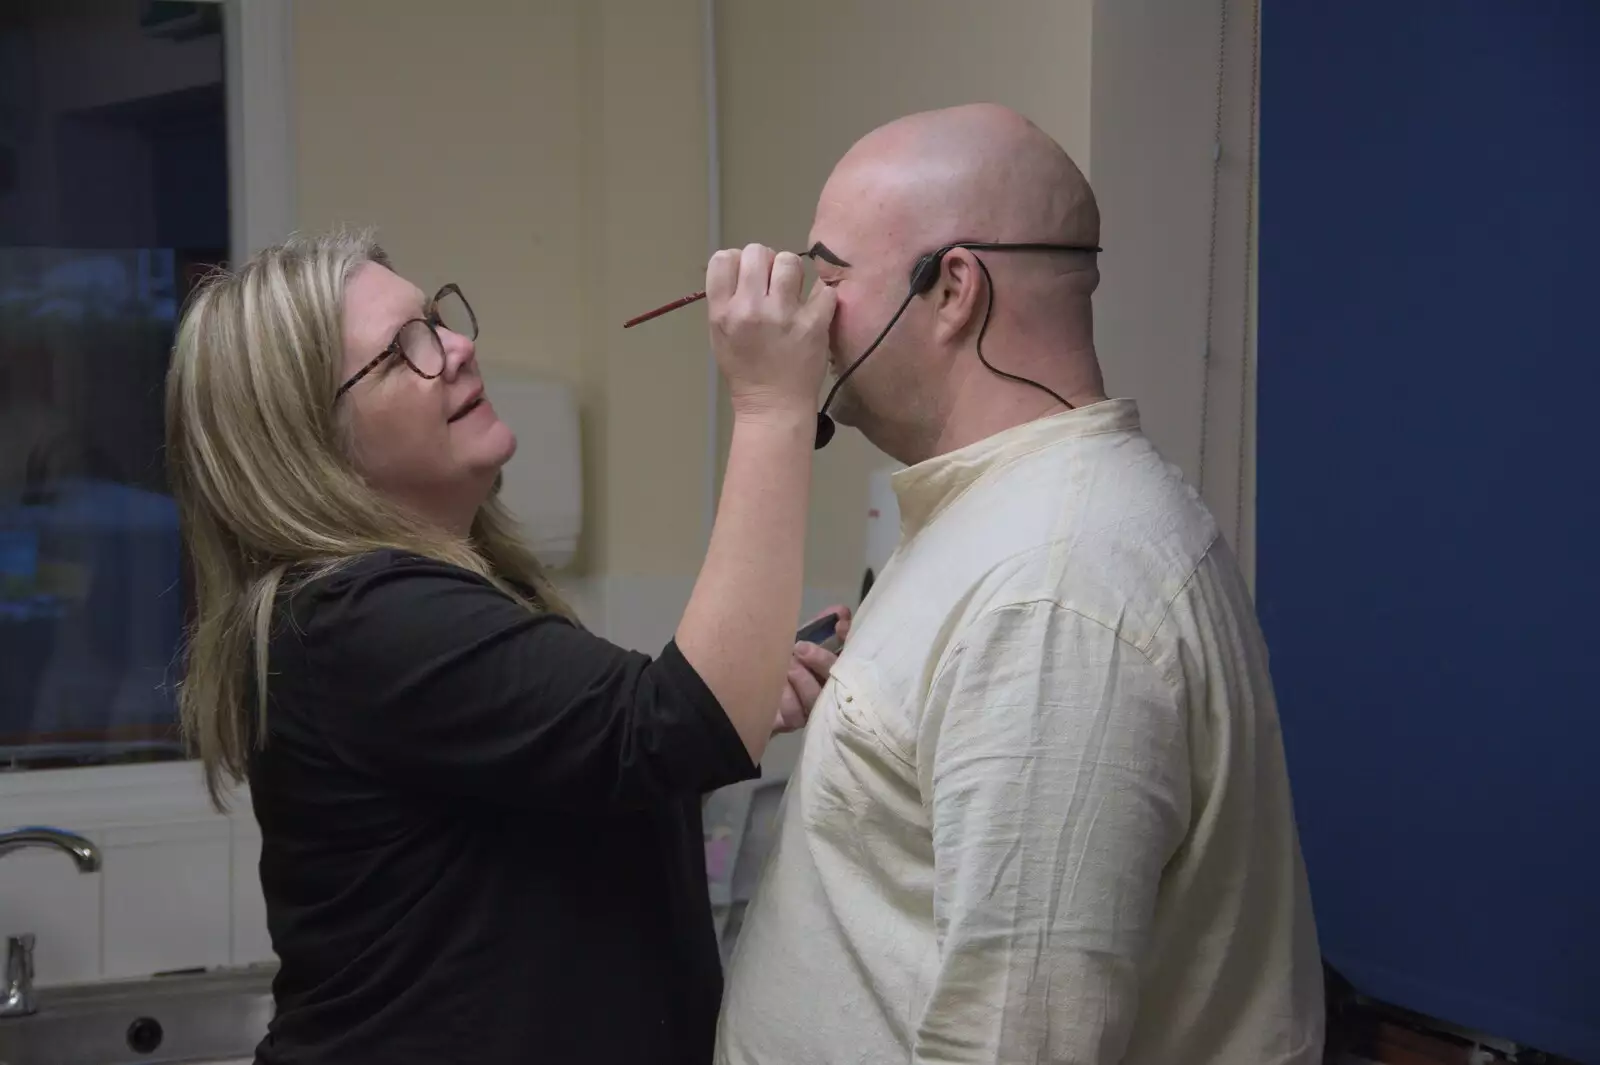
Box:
[165,228,574,810]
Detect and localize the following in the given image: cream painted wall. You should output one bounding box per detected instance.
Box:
[1091,0,1261,580]
[294,0,716,600]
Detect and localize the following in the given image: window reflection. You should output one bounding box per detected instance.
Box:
[0,1,227,771]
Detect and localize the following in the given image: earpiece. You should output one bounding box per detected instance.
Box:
[908,251,945,295]
[812,240,1104,450]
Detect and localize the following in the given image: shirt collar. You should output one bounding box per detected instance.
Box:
[890,398,1142,536]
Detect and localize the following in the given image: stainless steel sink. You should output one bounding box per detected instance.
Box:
[0,966,274,1065]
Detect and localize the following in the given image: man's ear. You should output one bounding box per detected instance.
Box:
[931,249,986,344]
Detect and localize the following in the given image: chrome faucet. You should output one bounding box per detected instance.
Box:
[1,826,102,1018]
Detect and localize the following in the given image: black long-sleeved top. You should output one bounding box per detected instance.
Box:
[247,550,759,1065]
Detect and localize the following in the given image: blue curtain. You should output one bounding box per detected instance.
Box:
[1258,3,1600,1061]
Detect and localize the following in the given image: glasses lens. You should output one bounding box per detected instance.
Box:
[435,287,477,341]
[398,320,444,377]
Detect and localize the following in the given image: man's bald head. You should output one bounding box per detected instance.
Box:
[817,103,1099,261]
[808,104,1107,464]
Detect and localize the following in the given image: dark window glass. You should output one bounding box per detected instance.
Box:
[0,0,227,771]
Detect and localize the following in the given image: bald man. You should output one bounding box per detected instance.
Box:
[715,105,1324,1065]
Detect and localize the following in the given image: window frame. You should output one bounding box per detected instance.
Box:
[0,0,294,824]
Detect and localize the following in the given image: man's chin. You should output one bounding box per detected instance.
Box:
[826,390,865,429]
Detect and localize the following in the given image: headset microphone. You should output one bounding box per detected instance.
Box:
[812,241,1101,450]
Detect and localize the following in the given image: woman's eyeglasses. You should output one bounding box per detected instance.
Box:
[335,283,477,400]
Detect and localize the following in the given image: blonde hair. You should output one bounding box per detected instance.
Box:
[165,227,573,810]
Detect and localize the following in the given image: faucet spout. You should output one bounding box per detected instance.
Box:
[0,826,102,1018]
[0,826,102,873]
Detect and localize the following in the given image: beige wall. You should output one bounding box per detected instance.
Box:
[294,0,1260,618]
[1091,0,1261,581]
[295,0,715,590]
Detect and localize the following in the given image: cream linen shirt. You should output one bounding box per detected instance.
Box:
[716,399,1324,1065]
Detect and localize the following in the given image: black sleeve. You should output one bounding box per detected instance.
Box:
[277,552,759,810]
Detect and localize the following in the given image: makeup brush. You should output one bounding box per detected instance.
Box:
[623,290,705,329]
[622,243,845,328]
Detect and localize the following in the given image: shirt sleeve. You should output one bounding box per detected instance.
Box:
[914,600,1191,1065]
[276,553,759,810]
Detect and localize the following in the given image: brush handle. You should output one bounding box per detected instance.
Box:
[623,290,707,328]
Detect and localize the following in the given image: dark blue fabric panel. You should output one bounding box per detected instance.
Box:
[1259,3,1599,1060]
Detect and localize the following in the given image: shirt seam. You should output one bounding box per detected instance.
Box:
[950,596,1165,670]
[920,596,1181,820]
[1140,532,1217,659]
[942,527,1217,662]
[926,585,1198,720]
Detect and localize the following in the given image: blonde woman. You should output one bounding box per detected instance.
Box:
[164,230,842,1065]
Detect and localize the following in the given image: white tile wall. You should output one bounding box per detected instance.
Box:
[0,764,273,988]
[101,819,233,979]
[0,576,851,989]
[0,844,101,986]
[229,824,271,966]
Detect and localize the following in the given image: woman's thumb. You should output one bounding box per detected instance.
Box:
[803,282,838,328]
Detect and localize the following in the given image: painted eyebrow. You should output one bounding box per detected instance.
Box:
[803,242,852,268]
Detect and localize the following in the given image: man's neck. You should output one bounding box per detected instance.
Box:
[920,342,1107,461]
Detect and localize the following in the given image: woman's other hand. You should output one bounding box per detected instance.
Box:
[705,244,836,420]
[774,605,852,735]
